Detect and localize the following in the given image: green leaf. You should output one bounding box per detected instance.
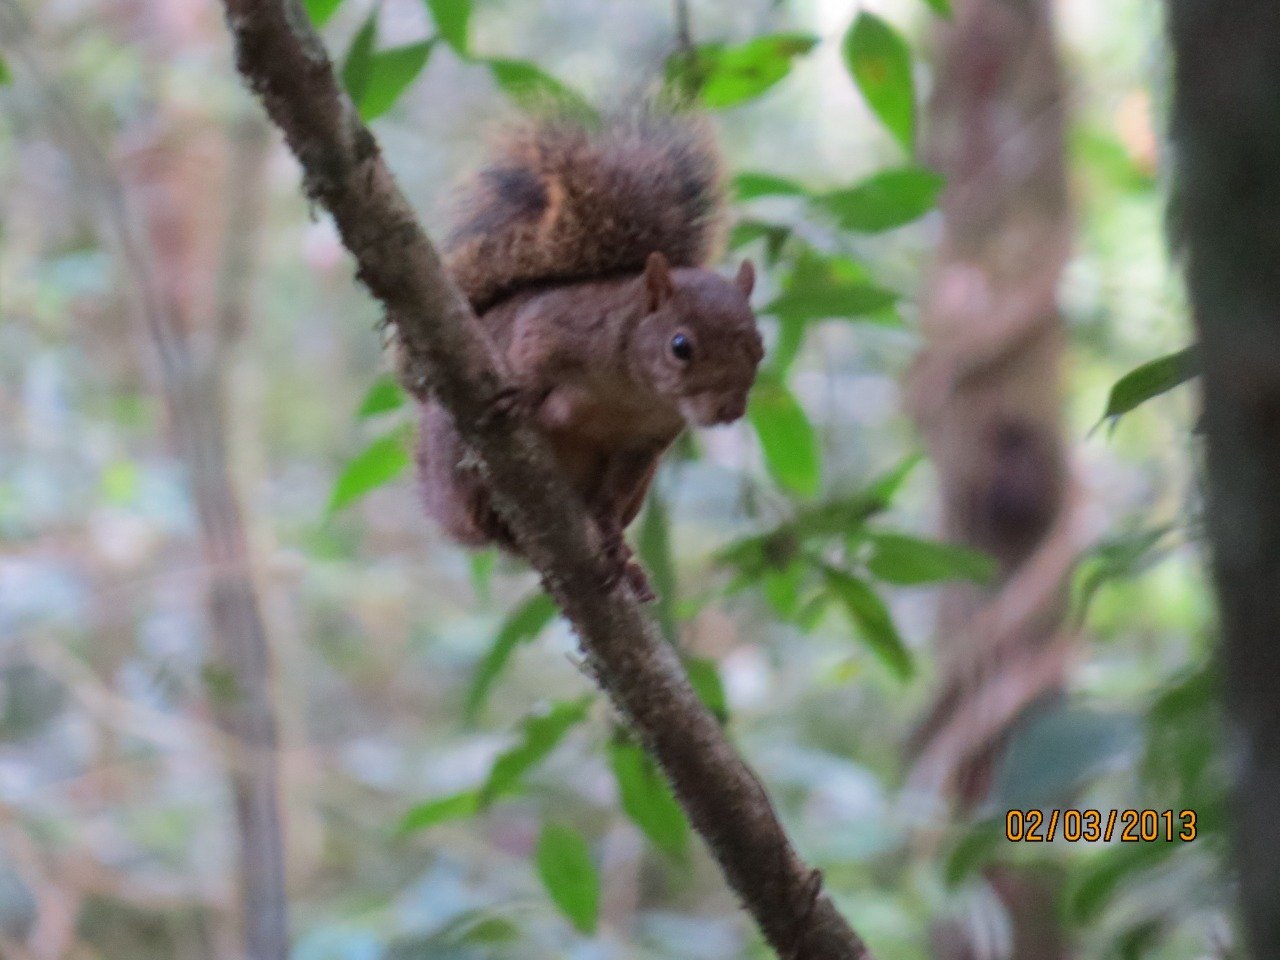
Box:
[608,738,689,859]
[636,493,678,642]
[1073,127,1156,195]
[817,167,944,232]
[469,549,497,604]
[796,591,831,633]
[789,498,880,542]
[1149,663,1214,721]
[359,40,436,120]
[327,430,412,514]
[357,374,407,418]
[535,822,599,934]
[485,59,593,116]
[696,34,819,109]
[735,172,807,200]
[843,12,916,153]
[762,561,805,618]
[303,0,345,27]
[684,657,728,724]
[922,0,953,17]
[823,568,914,680]
[398,789,481,834]
[0,56,11,86]
[427,909,522,947]
[992,706,1139,809]
[866,454,922,505]
[765,249,899,324]
[465,592,559,721]
[717,459,921,580]
[453,916,521,946]
[728,220,791,265]
[762,241,905,371]
[1071,526,1172,625]
[866,533,997,586]
[101,459,141,505]
[748,374,821,497]
[770,312,807,376]
[402,697,591,834]
[1144,663,1221,802]
[664,43,717,102]
[1099,347,1199,424]
[481,696,593,802]
[200,662,240,706]
[1068,843,1177,924]
[943,818,1003,887]
[341,11,379,106]
[425,0,471,53]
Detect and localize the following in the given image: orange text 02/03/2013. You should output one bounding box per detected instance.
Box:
[1004,808,1198,843]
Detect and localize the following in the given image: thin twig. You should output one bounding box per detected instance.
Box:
[674,0,694,58]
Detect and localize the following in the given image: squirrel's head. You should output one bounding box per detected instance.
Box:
[632,252,764,427]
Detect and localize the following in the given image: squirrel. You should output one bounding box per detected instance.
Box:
[417,108,764,600]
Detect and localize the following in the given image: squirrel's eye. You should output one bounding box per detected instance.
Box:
[670,333,693,362]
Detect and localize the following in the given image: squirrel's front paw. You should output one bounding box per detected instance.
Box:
[597,525,657,603]
[491,385,531,416]
[599,555,657,603]
[623,560,657,603]
[482,384,545,427]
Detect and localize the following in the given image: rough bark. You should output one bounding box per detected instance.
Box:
[217,2,873,957]
[1167,2,1280,955]
[906,0,1079,956]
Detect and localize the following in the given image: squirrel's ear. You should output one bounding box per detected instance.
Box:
[735,260,756,298]
[644,251,675,311]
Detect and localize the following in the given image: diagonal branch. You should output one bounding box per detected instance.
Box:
[218,2,874,958]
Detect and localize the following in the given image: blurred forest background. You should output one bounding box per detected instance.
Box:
[0,0,1224,959]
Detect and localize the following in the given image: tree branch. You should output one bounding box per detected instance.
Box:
[218,2,873,957]
[1168,2,1280,954]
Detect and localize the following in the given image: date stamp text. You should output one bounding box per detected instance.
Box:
[1005,809,1197,842]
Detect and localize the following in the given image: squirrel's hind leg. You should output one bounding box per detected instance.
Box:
[587,448,665,603]
[417,401,513,548]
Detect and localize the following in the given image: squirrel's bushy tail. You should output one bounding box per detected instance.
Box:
[444,108,727,313]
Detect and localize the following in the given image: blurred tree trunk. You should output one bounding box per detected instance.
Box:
[1167,3,1280,956]
[0,0,288,955]
[112,4,289,957]
[133,124,288,960]
[906,0,1080,957]
[126,115,288,960]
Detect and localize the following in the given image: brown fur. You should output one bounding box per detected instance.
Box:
[444,110,727,313]
[420,112,762,598]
